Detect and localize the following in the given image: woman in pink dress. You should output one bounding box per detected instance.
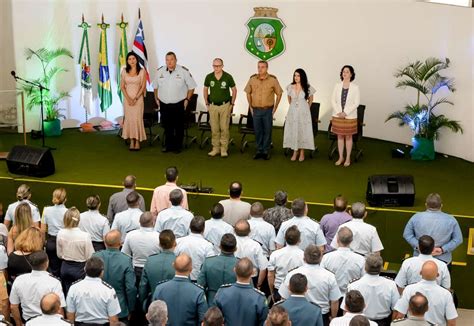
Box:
[120,52,147,150]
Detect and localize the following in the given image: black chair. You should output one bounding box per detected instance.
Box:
[238,108,255,153]
[143,91,160,146]
[196,108,235,149]
[183,94,198,148]
[327,104,366,162]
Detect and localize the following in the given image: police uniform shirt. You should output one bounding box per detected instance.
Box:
[268,245,304,289]
[66,276,121,324]
[249,216,277,257]
[121,227,161,268]
[395,254,451,289]
[390,315,434,326]
[276,216,327,250]
[5,200,41,224]
[42,204,67,236]
[330,219,384,255]
[79,210,110,242]
[279,263,341,315]
[320,247,365,294]
[235,236,269,271]
[344,274,399,320]
[107,188,146,221]
[10,270,66,321]
[277,295,324,326]
[330,312,378,326]
[111,207,143,243]
[394,280,457,326]
[56,227,95,262]
[154,205,193,238]
[203,218,234,252]
[175,233,216,280]
[139,251,176,304]
[0,224,8,270]
[153,64,197,104]
[26,314,72,325]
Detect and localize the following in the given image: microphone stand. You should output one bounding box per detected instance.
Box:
[12,73,55,150]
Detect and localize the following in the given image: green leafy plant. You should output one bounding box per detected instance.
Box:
[21,47,73,121]
[386,57,463,140]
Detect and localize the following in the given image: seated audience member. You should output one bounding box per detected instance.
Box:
[25,293,71,326]
[150,166,188,216]
[111,191,143,243]
[79,195,110,252]
[390,292,430,326]
[263,190,293,233]
[202,306,224,326]
[154,189,193,238]
[203,203,234,252]
[41,188,68,276]
[319,195,352,252]
[266,305,291,326]
[8,227,43,282]
[7,203,35,254]
[146,300,168,326]
[330,202,383,256]
[330,290,377,326]
[107,175,146,222]
[4,184,41,229]
[248,202,276,258]
[219,181,251,226]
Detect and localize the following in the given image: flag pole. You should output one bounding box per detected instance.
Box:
[78,14,94,132]
[98,13,114,130]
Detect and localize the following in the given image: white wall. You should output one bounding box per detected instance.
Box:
[0,0,15,91]
[9,0,474,161]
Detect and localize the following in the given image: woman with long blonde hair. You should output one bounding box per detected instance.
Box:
[7,227,43,281]
[7,203,34,254]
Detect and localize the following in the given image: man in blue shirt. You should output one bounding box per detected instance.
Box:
[403,193,463,264]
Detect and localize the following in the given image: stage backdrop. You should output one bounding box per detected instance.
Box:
[5,0,474,161]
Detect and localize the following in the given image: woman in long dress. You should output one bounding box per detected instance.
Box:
[283,68,315,162]
[120,52,147,151]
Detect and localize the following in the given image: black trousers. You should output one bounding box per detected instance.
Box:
[61,260,85,296]
[373,315,392,326]
[92,241,106,252]
[46,236,62,277]
[75,322,109,326]
[160,100,185,151]
[322,313,330,326]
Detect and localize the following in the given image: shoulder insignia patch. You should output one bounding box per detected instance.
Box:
[101,280,113,289]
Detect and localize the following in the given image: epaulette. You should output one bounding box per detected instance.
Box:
[253,287,265,296]
[158,66,163,70]
[310,302,320,308]
[148,252,161,258]
[287,266,300,274]
[349,277,361,284]
[157,280,169,286]
[354,251,365,257]
[71,279,82,286]
[220,283,232,288]
[250,73,258,78]
[61,317,74,325]
[193,282,205,290]
[273,299,285,306]
[48,273,61,281]
[391,318,406,323]
[206,254,218,259]
[181,66,189,71]
[382,275,394,281]
[101,280,113,289]
[268,74,277,79]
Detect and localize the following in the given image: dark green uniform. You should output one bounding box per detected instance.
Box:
[93,248,136,319]
[204,71,236,104]
[197,253,238,305]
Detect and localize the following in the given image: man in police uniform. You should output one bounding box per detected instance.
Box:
[331,290,377,326]
[152,254,208,325]
[203,203,234,253]
[154,51,197,153]
[391,293,432,326]
[197,233,239,305]
[203,58,237,157]
[139,230,176,307]
[244,60,283,160]
[154,189,193,238]
[93,230,136,322]
[26,293,72,326]
[66,256,121,325]
[10,251,66,325]
[110,191,143,244]
[248,202,276,258]
[215,258,268,325]
[276,273,323,326]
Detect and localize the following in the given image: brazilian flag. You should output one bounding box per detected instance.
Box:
[98,22,112,112]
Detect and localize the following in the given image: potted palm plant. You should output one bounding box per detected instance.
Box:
[21,47,73,136]
[386,57,463,160]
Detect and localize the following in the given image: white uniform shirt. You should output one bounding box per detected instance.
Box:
[235,236,269,270]
[394,280,458,326]
[267,245,304,289]
[343,274,399,320]
[66,276,121,324]
[153,64,197,104]
[79,210,110,242]
[10,270,66,320]
[56,227,95,262]
[279,263,342,314]
[122,227,161,268]
[26,314,72,325]
[329,312,377,326]
[395,254,451,289]
[154,205,193,238]
[111,207,143,243]
[276,216,327,250]
[321,247,365,294]
[330,219,384,255]
[0,224,8,270]
[5,200,41,224]
[43,204,67,236]
[248,217,276,257]
[175,233,216,280]
[203,218,234,252]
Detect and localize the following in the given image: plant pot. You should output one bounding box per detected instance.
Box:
[410,137,435,160]
[43,119,61,137]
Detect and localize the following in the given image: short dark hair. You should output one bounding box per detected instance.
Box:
[190,216,205,233]
[291,198,306,217]
[166,51,177,59]
[334,195,348,212]
[140,212,154,227]
[258,60,268,68]
[304,245,322,264]
[159,230,176,250]
[274,191,288,206]
[126,191,140,206]
[250,202,264,217]
[165,166,178,182]
[409,292,429,316]
[229,181,243,198]
[337,227,353,246]
[86,195,101,210]
[365,254,383,275]
[211,203,224,219]
[235,258,253,278]
[234,219,250,237]
[266,305,289,326]
[203,306,224,326]
[29,251,48,270]
[418,235,435,255]
[340,65,356,82]
[169,189,184,206]
[285,225,301,246]
[85,256,104,278]
[345,290,365,313]
[349,315,370,326]
[220,233,237,253]
[289,273,307,295]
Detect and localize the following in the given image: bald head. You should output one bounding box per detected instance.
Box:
[234,219,251,237]
[235,257,254,281]
[421,261,438,281]
[40,293,61,315]
[174,254,192,275]
[104,230,122,248]
[250,202,264,218]
[123,175,136,189]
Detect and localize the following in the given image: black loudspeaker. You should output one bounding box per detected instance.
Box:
[366,175,415,207]
[6,146,55,177]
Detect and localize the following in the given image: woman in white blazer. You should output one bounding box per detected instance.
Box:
[331,65,360,167]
